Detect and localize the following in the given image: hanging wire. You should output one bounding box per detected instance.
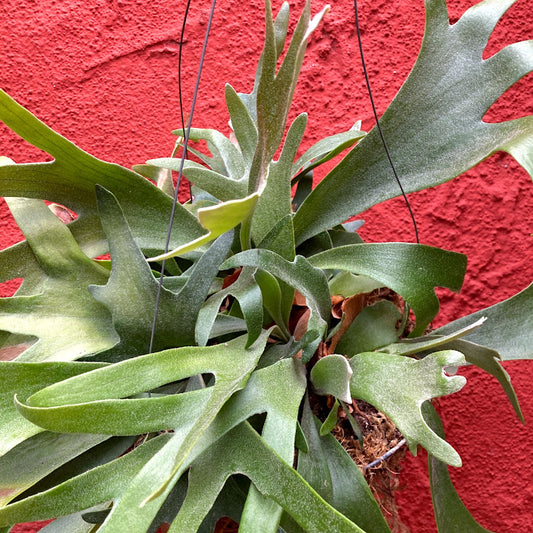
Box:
[149,0,217,353]
[353,1,417,467]
[353,0,420,244]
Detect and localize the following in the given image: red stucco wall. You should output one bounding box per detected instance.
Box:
[1,0,531,531]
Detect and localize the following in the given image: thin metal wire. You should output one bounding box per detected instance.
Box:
[353,0,420,244]
[149,0,217,353]
[364,438,407,470]
[353,4,419,453]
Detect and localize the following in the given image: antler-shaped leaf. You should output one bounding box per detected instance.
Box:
[169,423,364,533]
[0,360,344,533]
[148,1,329,209]
[0,198,118,361]
[349,350,467,466]
[217,359,306,533]
[88,187,232,358]
[0,91,205,257]
[248,0,329,194]
[127,358,305,531]
[14,334,265,436]
[309,243,466,336]
[294,0,533,245]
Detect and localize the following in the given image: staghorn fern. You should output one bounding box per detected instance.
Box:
[0,0,531,532]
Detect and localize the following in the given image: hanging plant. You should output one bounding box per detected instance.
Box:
[0,0,531,532]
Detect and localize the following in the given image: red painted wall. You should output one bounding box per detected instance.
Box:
[1,0,531,531]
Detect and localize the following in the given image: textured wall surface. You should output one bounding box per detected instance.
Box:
[1,0,532,531]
